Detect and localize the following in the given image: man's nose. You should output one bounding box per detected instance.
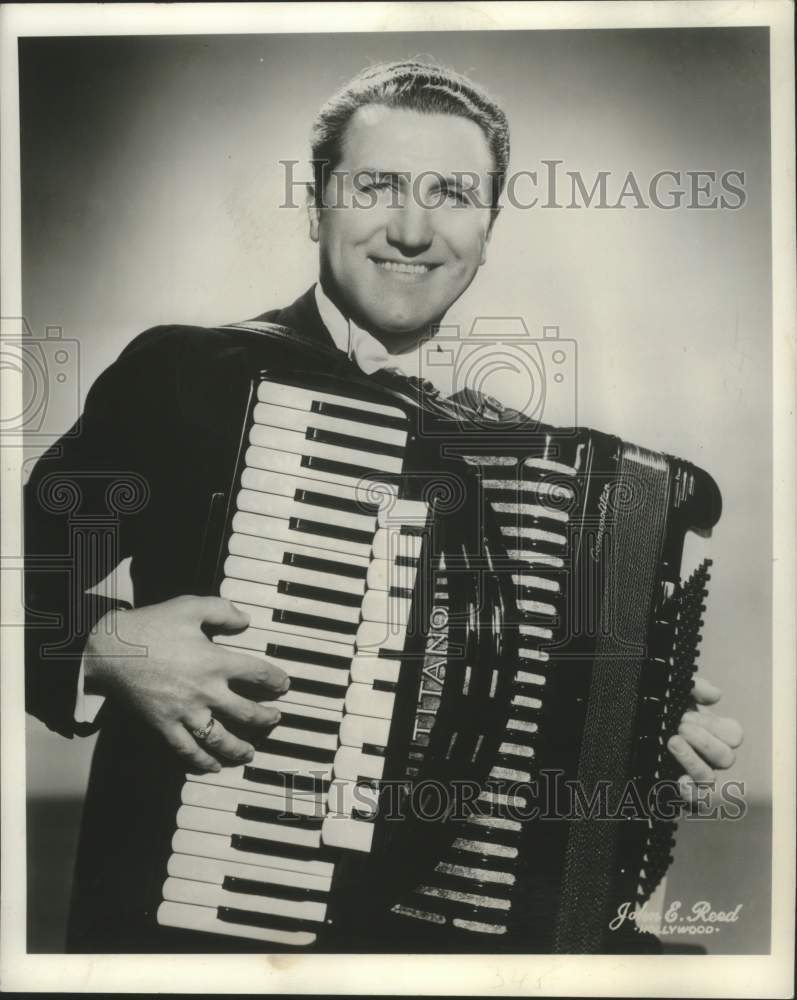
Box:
[385,198,434,255]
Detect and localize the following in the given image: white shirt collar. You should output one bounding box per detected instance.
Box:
[313,282,421,378]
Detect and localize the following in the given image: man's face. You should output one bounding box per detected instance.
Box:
[309,105,497,350]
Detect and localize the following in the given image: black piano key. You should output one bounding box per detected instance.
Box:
[388,586,415,600]
[400,524,426,537]
[265,642,350,672]
[236,803,324,829]
[305,426,405,460]
[283,551,367,580]
[373,679,398,693]
[287,676,348,699]
[301,454,382,481]
[276,710,341,735]
[310,399,407,432]
[272,608,358,636]
[395,555,420,568]
[252,739,336,764]
[294,488,380,518]
[277,579,362,609]
[288,515,373,547]
[217,905,321,935]
[361,743,386,757]
[231,833,332,864]
[242,766,329,793]
[223,875,328,905]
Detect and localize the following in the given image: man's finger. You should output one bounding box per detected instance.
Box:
[678,721,736,770]
[214,691,282,731]
[165,725,222,774]
[681,709,744,749]
[691,675,722,706]
[191,597,250,632]
[667,733,715,782]
[223,652,290,696]
[184,715,254,765]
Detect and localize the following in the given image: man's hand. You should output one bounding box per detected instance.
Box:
[667,676,744,803]
[83,595,289,774]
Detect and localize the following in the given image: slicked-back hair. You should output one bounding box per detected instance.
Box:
[310,59,510,212]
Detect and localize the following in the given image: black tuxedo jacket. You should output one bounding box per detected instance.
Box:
[24,286,365,952]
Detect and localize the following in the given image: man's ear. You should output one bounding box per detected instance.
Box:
[480,207,500,265]
[306,184,321,243]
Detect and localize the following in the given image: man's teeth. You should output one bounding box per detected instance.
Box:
[375,260,431,274]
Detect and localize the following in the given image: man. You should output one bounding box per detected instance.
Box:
[25,59,742,953]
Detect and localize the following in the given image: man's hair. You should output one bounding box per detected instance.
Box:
[310,59,510,211]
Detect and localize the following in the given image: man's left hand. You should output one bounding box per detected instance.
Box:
[667,676,744,803]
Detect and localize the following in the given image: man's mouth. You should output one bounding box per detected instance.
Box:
[369,257,440,276]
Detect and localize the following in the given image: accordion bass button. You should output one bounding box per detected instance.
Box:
[334,745,385,781]
[345,683,395,720]
[321,815,375,853]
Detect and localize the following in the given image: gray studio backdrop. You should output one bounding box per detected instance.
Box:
[20,28,771,952]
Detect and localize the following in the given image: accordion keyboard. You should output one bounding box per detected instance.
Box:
[157,379,426,945]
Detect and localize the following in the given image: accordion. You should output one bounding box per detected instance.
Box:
[157,336,721,953]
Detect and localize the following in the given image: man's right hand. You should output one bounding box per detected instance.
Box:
[83,595,289,774]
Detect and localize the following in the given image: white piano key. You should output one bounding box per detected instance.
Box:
[321,815,375,853]
[350,655,401,686]
[163,876,327,923]
[252,401,407,448]
[189,767,326,805]
[249,424,403,474]
[326,779,380,818]
[366,558,418,593]
[267,720,339,752]
[176,804,321,849]
[221,578,360,625]
[361,590,413,626]
[232,510,372,559]
[215,614,356,652]
[257,380,408,421]
[167,852,332,893]
[334,745,385,781]
[236,488,377,535]
[228,531,370,573]
[278,686,346,714]
[377,498,429,527]
[171,829,334,878]
[181,781,325,819]
[246,444,389,490]
[345,682,395,721]
[250,749,333,783]
[372,528,422,561]
[157,900,317,946]
[214,624,352,661]
[355,620,407,654]
[224,554,366,598]
[339,713,391,749]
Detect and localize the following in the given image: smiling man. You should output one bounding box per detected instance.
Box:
[24,59,742,953]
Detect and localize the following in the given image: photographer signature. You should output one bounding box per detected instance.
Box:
[610,899,743,936]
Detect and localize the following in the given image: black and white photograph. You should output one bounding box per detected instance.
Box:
[1,2,794,995]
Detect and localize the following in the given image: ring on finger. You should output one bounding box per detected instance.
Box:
[192,716,216,743]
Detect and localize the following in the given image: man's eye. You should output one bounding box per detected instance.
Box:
[442,187,469,206]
